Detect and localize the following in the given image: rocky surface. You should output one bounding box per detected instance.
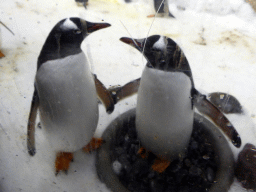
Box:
[110,116,217,192]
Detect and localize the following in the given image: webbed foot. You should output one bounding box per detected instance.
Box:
[55,152,74,176]
[151,158,171,173]
[0,50,4,58]
[83,137,104,153]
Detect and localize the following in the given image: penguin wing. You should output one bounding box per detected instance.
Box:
[94,75,115,114]
[194,89,241,148]
[108,78,141,104]
[27,87,39,156]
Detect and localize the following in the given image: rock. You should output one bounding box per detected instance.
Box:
[235,143,256,190]
[208,92,242,114]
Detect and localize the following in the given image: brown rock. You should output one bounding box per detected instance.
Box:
[235,143,256,190]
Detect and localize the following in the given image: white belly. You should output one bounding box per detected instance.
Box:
[136,67,194,160]
[36,53,98,152]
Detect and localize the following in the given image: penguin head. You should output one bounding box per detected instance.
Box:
[120,35,191,74]
[38,17,111,68]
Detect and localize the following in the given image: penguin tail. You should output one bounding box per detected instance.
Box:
[27,88,39,156]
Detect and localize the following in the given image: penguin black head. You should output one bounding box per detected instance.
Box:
[38,17,111,69]
[120,35,192,77]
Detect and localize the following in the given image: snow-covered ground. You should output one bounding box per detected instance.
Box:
[0,0,256,191]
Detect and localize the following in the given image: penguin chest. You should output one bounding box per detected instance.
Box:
[36,53,99,152]
[136,67,194,160]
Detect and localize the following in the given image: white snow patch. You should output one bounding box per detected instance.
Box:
[167,0,256,22]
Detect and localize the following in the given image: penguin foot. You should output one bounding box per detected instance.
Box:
[147,13,173,18]
[151,158,171,173]
[0,50,5,58]
[55,152,74,176]
[137,147,149,159]
[147,14,156,18]
[83,137,104,153]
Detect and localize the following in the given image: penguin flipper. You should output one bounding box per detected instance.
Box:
[194,90,241,148]
[108,78,141,104]
[27,88,39,156]
[94,75,115,114]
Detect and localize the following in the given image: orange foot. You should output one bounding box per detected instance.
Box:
[83,137,104,153]
[147,14,155,18]
[137,147,149,159]
[151,158,171,173]
[0,50,4,58]
[55,152,74,176]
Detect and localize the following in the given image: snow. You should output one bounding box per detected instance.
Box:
[0,0,256,191]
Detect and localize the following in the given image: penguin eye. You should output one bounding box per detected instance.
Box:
[73,29,82,34]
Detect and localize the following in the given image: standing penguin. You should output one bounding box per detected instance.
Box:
[114,35,241,171]
[27,17,114,175]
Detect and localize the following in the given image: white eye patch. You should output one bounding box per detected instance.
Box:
[60,18,79,30]
[153,36,166,51]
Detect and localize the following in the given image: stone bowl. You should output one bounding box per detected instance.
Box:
[96,108,235,192]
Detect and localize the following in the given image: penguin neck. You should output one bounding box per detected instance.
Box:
[143,66,195,109]
[37,35,83,70]
[145,63,194,87]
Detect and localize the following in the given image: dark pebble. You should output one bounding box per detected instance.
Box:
[206,167,215,183]
[189,165,202,176]
[184,159,192,167]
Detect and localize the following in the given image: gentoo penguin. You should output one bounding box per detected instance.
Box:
[115,35,241,164]
[153,0,175,18]
[27,17,114,175]
[75,0,88,9]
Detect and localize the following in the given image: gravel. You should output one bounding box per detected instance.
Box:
[109,116,217,192]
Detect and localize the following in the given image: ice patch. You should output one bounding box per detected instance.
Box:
[61,18,79,30]
[153,36,166,51]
